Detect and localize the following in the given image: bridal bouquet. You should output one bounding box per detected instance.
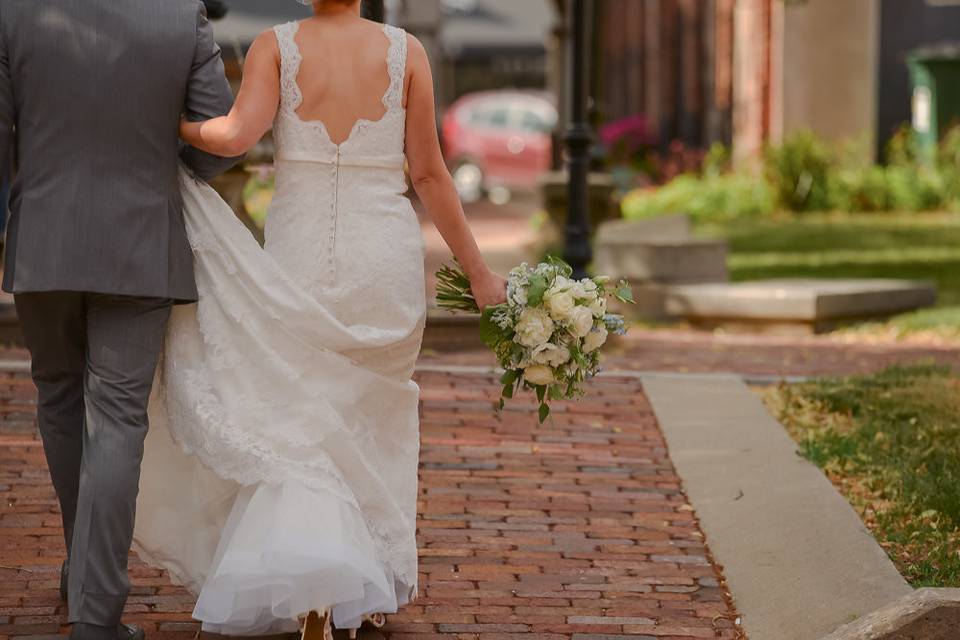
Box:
[436,258,634,422]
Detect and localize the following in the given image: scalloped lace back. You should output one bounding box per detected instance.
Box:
[273,20,407,158]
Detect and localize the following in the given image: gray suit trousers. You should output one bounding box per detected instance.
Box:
[15,292,172,625]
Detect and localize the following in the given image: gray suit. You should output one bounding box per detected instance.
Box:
[0,0,239,630]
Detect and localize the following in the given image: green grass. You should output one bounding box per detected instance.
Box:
[698,212,960,335]
[765,365,960,586]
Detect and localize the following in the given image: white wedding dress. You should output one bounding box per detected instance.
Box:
[133,22,425,635]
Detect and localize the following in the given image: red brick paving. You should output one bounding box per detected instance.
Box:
[421,329,960,378]
[0,363,742,640]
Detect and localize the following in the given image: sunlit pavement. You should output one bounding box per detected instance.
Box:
[417,195,540,299]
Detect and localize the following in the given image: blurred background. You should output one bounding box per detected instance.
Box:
[204,0,960,345]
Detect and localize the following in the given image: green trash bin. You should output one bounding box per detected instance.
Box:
[908,43,960,162]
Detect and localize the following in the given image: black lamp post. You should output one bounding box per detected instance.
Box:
[563,0,592,280]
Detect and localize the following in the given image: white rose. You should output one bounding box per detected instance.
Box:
[523,364,555,386]
[582,283,599,302]
[589,296,607,317]
[531,343,571,367]
[515,307,554,347]
[568,281,588,300]
[544,288,575,321]
[582,326,608,353]
[569,305,595,338]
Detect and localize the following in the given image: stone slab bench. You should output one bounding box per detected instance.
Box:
[665,278,937,333]
[593,215,729,285]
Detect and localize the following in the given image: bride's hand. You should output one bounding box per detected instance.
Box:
[470,269,508,312]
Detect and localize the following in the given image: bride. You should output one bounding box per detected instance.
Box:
[132,0,507,637]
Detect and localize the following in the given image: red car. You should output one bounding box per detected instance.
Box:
[441,90,557,203]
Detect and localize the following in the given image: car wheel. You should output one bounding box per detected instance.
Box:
[452,159,485,204]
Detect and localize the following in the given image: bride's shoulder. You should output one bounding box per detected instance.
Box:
[404,32,429,69]
[251,27,283,51]
[240,27,282,69]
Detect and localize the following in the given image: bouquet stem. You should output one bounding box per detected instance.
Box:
[435,262,480,313]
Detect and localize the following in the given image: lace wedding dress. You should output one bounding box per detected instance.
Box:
[133,22,425,635]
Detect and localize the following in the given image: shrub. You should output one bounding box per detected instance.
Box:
[887,124,923,168]
[764,130,833,212]
[938,126,960,207]
[829,164,946,213]
[614,127,959,223]
[702,142,732,178]
[620,172,775,223]
[829,165,889,212]
[888,166,946,211]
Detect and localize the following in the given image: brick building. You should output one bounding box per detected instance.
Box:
[593,0,960,163]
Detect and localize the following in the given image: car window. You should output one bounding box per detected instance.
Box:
[519,109,552,133]
[486,107,510,128]
[467,103,509,128]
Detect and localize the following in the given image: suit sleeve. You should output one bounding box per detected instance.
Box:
[0,5,15,182]
[180,2,243,180]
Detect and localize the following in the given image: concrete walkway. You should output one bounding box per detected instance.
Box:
[0,362,742,640]
[643,374,910,640]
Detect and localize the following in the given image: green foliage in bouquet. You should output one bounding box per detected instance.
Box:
[436,257,634,423]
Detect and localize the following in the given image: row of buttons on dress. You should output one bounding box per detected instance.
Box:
[327,147,341,287]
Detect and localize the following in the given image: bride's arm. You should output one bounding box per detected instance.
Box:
[180,30,281,158]
[404,37,507,311]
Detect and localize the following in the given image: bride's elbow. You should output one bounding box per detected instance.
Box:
[210,120,256,157]
[410,164,452,193]
[219,137,252,157]
[410,172,438,191]
[220,130,255,157]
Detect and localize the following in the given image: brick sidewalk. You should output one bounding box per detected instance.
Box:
[0,363,742,640]
[422,329,960,378]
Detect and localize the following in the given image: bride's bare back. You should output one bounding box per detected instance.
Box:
[293,17,407,145]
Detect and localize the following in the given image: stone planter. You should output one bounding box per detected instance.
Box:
[539,170,620,234]
[592,215,729,319]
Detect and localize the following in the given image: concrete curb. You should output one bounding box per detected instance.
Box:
[818,588,960,640]
[641,373,911,640]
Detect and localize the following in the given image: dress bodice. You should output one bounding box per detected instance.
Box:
[272,20,408,167]
[265,21,418,298]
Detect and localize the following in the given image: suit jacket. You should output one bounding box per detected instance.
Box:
[0,0,240,302]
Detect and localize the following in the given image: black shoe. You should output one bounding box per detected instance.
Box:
[70,623,145,640]
[117,625,145,640]
[59,559,68,602]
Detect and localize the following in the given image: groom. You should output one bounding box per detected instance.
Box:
[0,2,239,639]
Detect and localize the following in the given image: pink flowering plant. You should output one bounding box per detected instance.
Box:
[599,114,657,173]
